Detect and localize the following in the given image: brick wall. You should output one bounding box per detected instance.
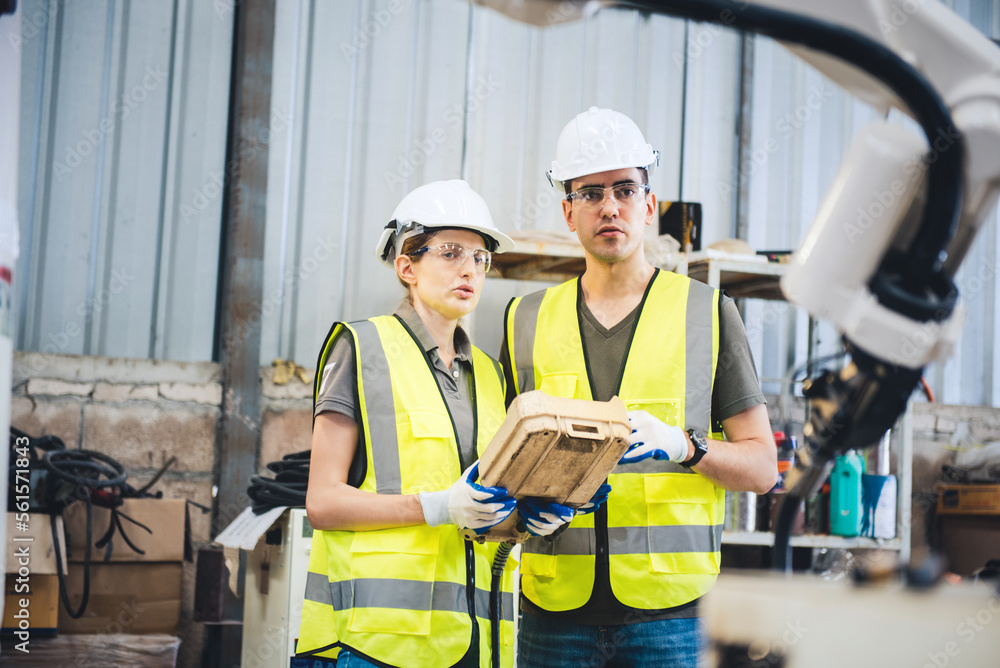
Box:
[12,352,220,665]
[12,351,1000,663]
[11,352,316,666]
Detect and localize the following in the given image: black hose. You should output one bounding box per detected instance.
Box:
[625,0,963,322]
[50,497,91,618]
[41,449,127,618]
[247,450,311,513]
[489,542,514,668]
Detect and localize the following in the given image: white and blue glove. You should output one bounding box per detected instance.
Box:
[517,498,574,537]
[575,483,612,516]
[419,462,516,535]
[619,410,689,465]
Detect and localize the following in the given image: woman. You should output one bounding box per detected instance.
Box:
[297,180,519,668]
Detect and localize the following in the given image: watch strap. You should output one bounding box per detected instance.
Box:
[681,429,708,469]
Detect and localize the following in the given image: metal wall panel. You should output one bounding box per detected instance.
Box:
[18,0,1000,409]
[740,36,882,397]
[741,0,1000,407]
[16,0,232,362]
[261,1,735,364]
[154,0,237,360]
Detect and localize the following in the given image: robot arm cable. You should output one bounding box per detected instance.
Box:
[624,0,964,322]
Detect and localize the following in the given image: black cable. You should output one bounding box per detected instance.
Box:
[133,456,177,497]
[50,498,91,619]
[489,542,514,668]
[772,490,803,573]
[41,449,128,618]
[624,0,963,322]
[247,450,311,513]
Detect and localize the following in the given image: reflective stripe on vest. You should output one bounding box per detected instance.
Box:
[303,570,515,623]
[297,315,514,667]
[505,270,725,612]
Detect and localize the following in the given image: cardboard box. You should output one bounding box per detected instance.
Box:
[62,498,190,562]
[938,515,1000,575]
[2,573,59,635]
[937,484,1000,515]
[5,513,67,575]
[0,633,180,667]
[58,562,182,634]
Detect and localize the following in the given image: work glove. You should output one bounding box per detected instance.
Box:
[619,410,689,465]
[574,483,612,516]
[517,498,574,537]
[418,462,516,535]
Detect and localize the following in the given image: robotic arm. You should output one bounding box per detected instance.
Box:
[474,0,1000,567]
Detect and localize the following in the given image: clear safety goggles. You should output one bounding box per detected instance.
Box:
[566,182,650,210]
[410,242,492,273]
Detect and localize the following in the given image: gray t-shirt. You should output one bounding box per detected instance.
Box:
[314,301,478,484]
[581,293,765,423]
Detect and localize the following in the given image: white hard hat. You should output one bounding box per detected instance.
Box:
[547,106,659,192]
[375,180,515,267]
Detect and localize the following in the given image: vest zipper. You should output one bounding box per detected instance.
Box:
[596,504,609,564]
[466,542,478,628]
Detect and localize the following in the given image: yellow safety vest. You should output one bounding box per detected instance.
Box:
[503,269,725,612]
[297,315,516,667]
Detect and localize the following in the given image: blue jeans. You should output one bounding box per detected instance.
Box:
[517,612,704,668]
[336,646,480,667]
[334,649,377,667]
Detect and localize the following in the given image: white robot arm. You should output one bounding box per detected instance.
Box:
[474,0,1000,514]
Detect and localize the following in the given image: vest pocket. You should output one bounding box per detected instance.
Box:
[624,400,681,427]
[522,552,558,578]
[643,474,721,574]
[539,373,578,398]
[347,528,438,636]
[405,410,458,492]
[407,410,453,439]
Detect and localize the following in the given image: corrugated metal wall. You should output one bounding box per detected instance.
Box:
[16,0,1000,406]
[16,0,233,362]
[742,0,1000,407]
[260,0,739,369]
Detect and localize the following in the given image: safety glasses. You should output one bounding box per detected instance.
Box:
[409,242,492,273]
[566,182,650,211]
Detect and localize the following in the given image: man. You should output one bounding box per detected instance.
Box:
[500,107,777,667]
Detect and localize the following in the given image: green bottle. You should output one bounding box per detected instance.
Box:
[830,450,865,537]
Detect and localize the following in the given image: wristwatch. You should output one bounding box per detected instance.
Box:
[681,429,708,469]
